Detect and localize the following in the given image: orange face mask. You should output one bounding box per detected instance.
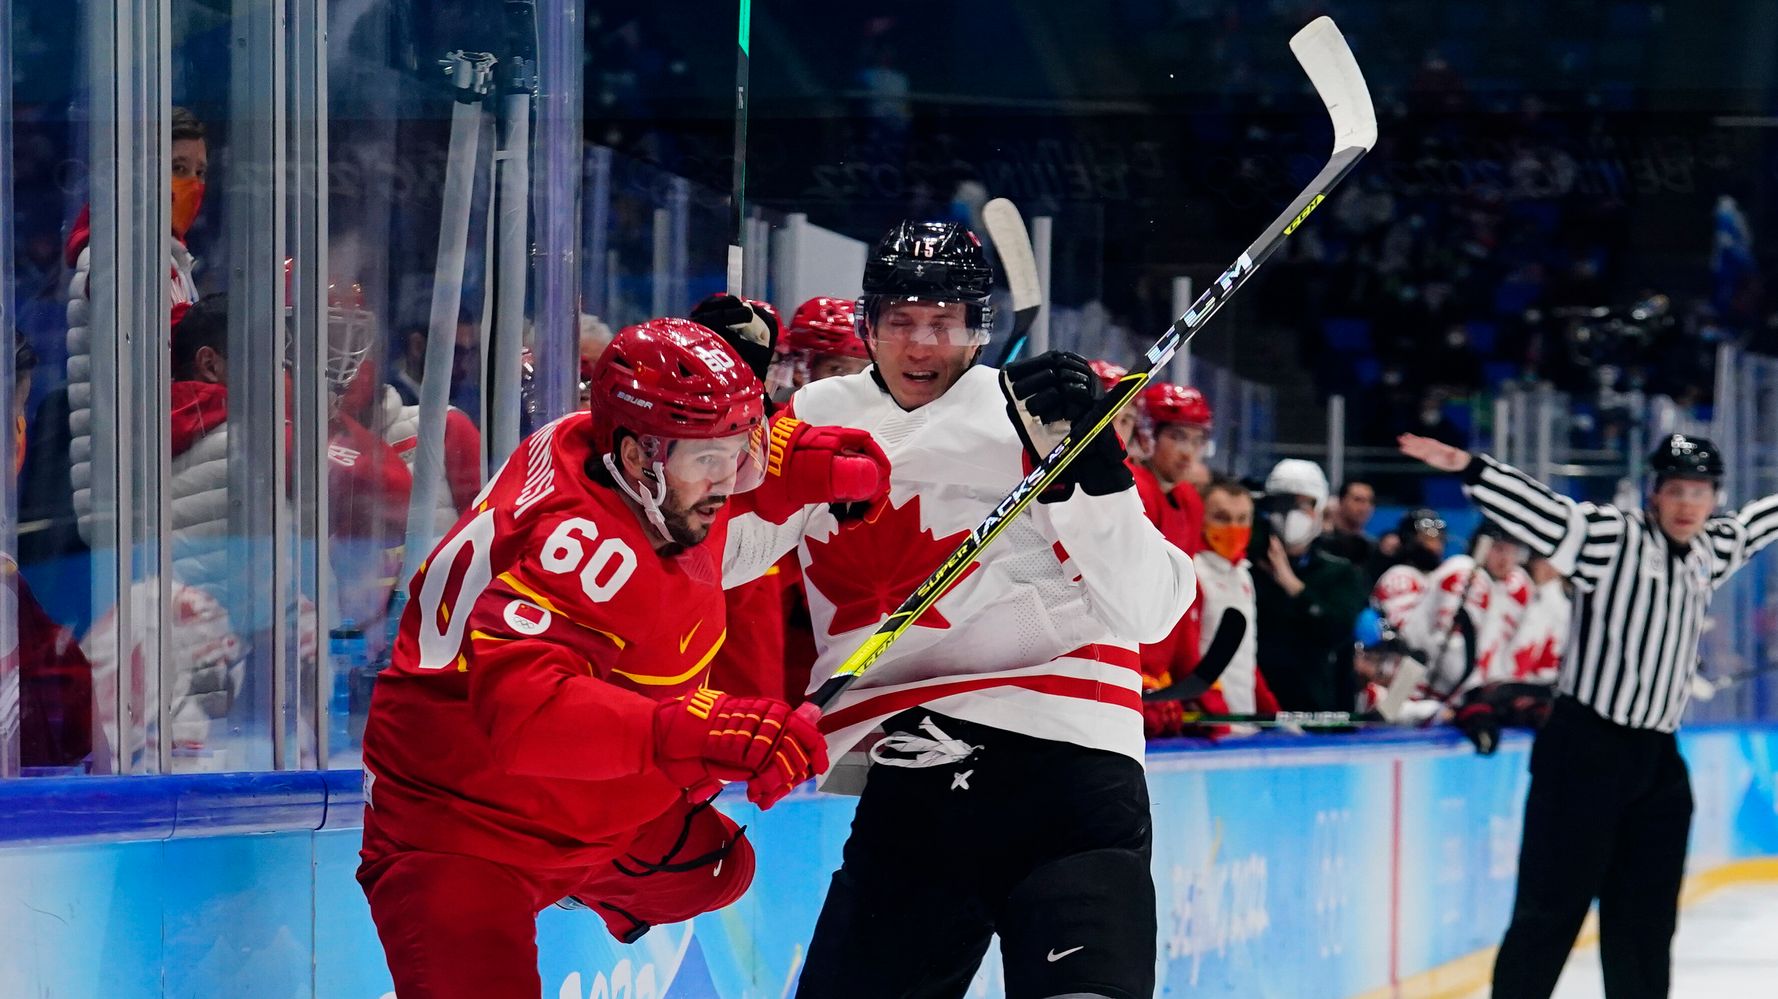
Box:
[171,176,205,239]
[1204,523,1251,563]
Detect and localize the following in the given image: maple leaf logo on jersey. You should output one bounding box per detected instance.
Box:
[803,495,979,636]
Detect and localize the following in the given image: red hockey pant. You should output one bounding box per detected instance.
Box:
[358,797,753,999]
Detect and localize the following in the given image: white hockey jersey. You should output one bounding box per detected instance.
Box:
[1506,576,1570,684]
[1372,563,1430,635]
[724,366,1196,788]
[1383,556,1532,694]
[1191,549,1260,713]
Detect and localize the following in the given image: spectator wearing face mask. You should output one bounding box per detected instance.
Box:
[66,106,207,549]
[1187,478,1277,730]
[1252,459,1368,712]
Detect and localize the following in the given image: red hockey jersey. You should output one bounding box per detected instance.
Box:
[706,563,789,699]
[1132,464,1203,689]
[361,413,731,870]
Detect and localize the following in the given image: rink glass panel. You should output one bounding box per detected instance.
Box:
[3,1,140,778]
[0,0,587,777]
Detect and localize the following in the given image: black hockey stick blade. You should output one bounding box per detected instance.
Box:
[984,198,1042,365]
[1145,609,1248,702]
[1175,710,1390,729]
[806,18,1374,712]
[1690,661,1778,702]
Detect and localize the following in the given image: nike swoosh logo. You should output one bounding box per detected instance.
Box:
[679,621,702,654]
[1046,946,1084,963]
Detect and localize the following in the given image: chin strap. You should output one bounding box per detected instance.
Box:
[604,452,672,541]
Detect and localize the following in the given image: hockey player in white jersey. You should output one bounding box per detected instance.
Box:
[724,220,1196,999]
[1410,521,1533,693]
[1368,519,1532,722]
[1371,507,1449,631]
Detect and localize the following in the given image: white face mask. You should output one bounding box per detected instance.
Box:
[1272,509,1320,549]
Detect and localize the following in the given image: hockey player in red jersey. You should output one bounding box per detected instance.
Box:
[1131,381,1212,735]
[1088,359,1145,461]
[724,221,1196,999]
[1139,381,1212,550]
[766,296,872,403]
[357,317,889,998]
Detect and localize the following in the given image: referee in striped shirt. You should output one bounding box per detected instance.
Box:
[1400,431,1778,999]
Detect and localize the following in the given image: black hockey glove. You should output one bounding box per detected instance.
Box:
[689,293,778,381]
[1454,681,1555,755]
[1453,701,1502,755]
[1001,350,1134,501]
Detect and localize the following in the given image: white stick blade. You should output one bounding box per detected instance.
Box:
[982,197,1042,313]
[1290,16,1378,153]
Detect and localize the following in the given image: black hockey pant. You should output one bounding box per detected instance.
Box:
[795,711,1155,999]
[1492,696,1693,999]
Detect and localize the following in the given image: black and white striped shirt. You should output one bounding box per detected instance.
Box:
[1465,454,1778,731]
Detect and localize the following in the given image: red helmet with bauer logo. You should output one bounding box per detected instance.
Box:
[784,296,867,360]
[589,318,766,453]
[590,318,770,541]
[1142,382,1213,429]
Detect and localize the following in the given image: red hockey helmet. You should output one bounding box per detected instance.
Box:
[784,296,867,360]
[1088,359,1128,392]
[590,317,768,495]
[283,257,376,395]
[1142,382,1213,429]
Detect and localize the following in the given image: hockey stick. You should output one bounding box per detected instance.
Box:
[1688,662,1778,702]
[984,198,1044,365]
[805,17,1376,713]
[1174,710,1389,729]
[1373,646,1429,723]
[726,0,751,296]
[1427,536,1492,705]
[1143,608,1248,702]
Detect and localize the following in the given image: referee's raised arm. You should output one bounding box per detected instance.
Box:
[1397,434,1625,591]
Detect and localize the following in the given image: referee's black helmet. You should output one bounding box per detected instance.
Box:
[1648,434,1724,484]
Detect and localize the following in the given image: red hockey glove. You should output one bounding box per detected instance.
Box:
[745,702,828,809]
[1143,699,1185,740]
[653,690,829,805]
[747,415,891,524]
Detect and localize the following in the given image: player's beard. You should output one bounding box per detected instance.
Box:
[659,489,727,550]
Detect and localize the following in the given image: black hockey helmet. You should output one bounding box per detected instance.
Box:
[1648,434,1724,484]
[1395,507,1447,572]
[1397,507,1447,540]
[858,220,996,339]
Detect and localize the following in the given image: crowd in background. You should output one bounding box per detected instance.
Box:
[7,162,1575,774]
[13,0,1735,772]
